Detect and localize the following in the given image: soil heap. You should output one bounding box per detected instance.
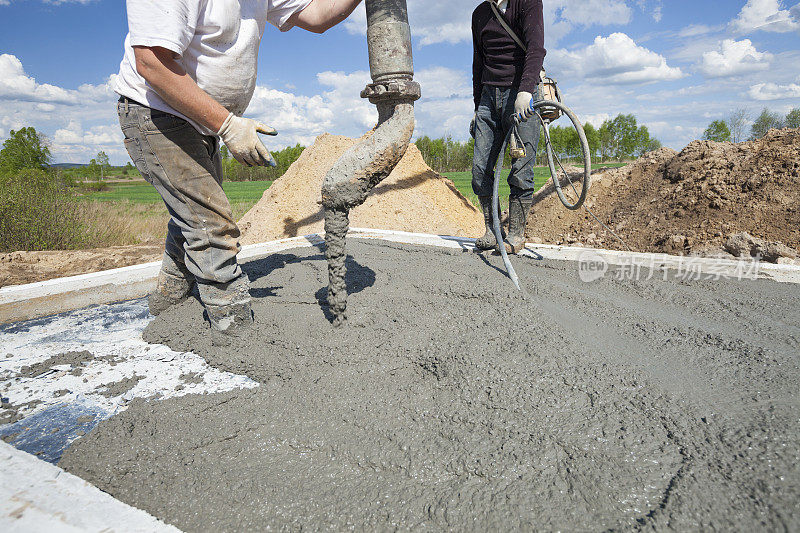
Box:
[528,128,800,259]
[238,134,483,244]
[61,240,800,532]
[0,244,162,288]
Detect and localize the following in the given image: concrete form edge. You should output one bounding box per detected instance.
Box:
[0,440,180,532]
[2,228,799,324]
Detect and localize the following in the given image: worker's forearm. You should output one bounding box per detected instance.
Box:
[136,50,229,132]
[321,0,362,29]
[146,72,229,132]
[297,0,362,33]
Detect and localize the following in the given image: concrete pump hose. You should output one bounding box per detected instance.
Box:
[492,126,523,292]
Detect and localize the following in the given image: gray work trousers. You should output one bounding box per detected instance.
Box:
[472,85,541,200]
[117,98,242,284]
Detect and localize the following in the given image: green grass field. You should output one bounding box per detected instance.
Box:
[83,180,273,206]
[443,163,625,205]
[443,169,547,206]
[82,161,626,210]
[58,162,627,249]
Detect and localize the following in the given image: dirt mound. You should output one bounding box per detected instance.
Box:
[0,244,162,288]
[528,128,800,259]
[238,134,483,244]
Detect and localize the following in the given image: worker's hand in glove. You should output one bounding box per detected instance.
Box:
[217,112,278,167]
[514,91,534,121]
[470,113,477,139]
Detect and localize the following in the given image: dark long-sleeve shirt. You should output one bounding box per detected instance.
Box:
[472,0,546,110]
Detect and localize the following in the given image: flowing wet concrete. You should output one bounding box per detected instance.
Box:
[323,207,351,326]
[60,241,800,531]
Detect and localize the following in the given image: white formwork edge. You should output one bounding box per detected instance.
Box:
[0,441,179,532]
[2,228,800,324]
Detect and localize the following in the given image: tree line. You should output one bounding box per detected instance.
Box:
[415,113,661,173]
[219,144,305,181]
[702,107,799,143]
[0,112,660,188]
[4,103,796,196]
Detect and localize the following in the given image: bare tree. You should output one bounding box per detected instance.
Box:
[726,108,750,143]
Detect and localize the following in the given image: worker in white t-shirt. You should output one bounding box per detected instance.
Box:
[115,0,363,343]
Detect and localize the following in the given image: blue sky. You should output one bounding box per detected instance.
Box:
[0,0,798,164]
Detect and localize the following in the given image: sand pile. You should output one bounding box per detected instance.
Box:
[238,134,483,244]
[528,128,800,260]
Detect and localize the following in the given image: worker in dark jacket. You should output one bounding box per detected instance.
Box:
[471,0,546,253]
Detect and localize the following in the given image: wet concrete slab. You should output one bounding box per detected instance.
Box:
[57,241,800,531]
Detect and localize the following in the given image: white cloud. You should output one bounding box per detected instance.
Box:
[342,3,471,46]
[246,66,476,145]
[698,39,772,78]
[344,0,634,46]
[548,33,684,85]
[0,53,114,105]
[677,24,721,38]
[53,121,84,145]
[748,82,800,100]
[0,54,79,104]
[652,6,663,22]
[0,54,122,163]
[635,84,714,101]
[53,121,121,147]
[414,67,473,138]
[245,70,377,148]
[552,0,632,26]
[414,67,471,99]
[581,113,612,128]
[730,0,800,34]
[0,0,95,4]
[632,0,662,23]
[647,121,705,145]
[0,52,480,163]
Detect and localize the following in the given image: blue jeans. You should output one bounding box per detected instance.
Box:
[118,99,243,285]
[472,85,540,200]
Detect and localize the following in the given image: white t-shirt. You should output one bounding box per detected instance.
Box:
[115,0,312,135]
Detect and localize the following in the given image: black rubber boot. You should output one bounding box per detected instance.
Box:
[475,196,502,250]
[504,196,533,254]
[148,252,196,316]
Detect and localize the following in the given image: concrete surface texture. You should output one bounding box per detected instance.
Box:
[59,240,800,531]
[0,299,257,463]
[0,441,179,532]
[4,230,797,325]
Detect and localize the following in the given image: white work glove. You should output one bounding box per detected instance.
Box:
[514,91,534,121]
[217,112,278,167]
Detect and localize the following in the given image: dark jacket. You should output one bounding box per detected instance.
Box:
[472,0,546,110]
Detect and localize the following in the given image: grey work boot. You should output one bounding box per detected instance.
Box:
[198,274,253,345]
[475,196,503,250]
[504,196,533,254]
[148,252,196,316]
